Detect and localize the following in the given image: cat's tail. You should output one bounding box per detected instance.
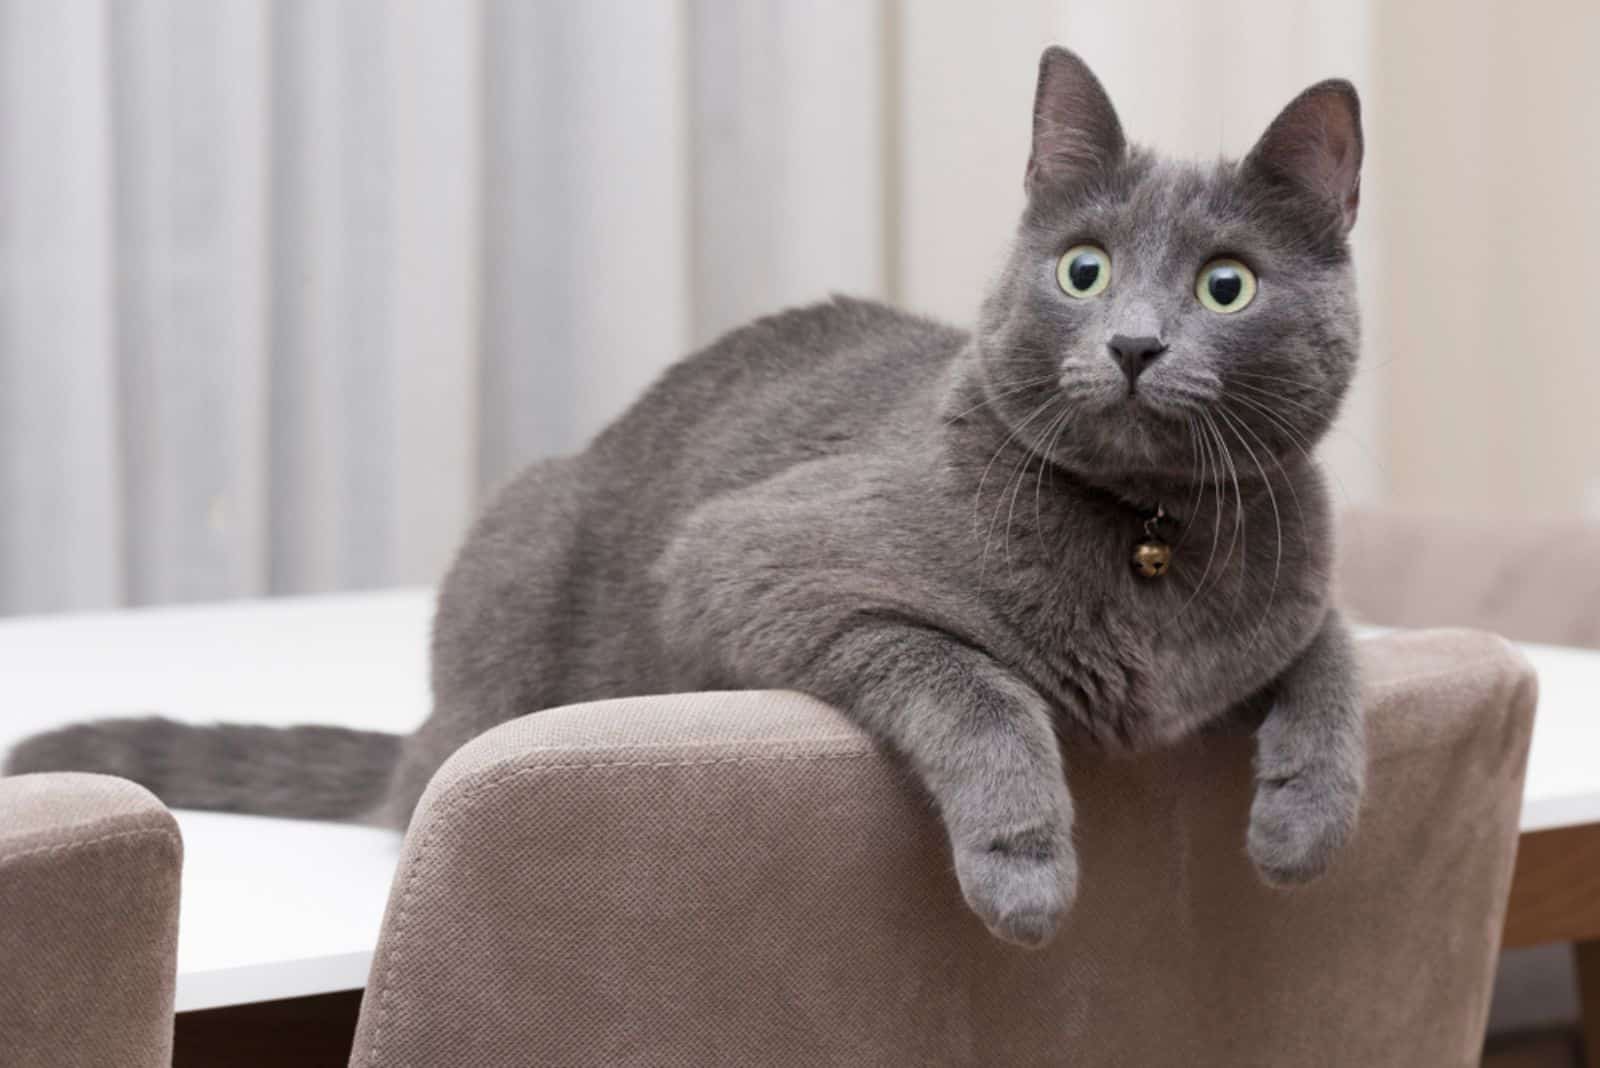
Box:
[3,717,404,822]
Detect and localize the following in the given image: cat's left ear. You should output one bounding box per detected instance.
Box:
[1244,80,1364,232]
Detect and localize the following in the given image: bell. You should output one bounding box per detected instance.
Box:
[1132,540,1172,578]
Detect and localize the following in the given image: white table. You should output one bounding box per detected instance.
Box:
[0,591,1594,1012]
[0,591,432,1012]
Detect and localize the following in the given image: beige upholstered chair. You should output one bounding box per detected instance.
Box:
[0,772,183,1068]
[348,629,1534,1067]
[1337,508,1600,648]
[1338,508,1600,1059]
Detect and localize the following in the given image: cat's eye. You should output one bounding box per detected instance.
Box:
[1057,245,1111,299]
[1195,258,1257,314]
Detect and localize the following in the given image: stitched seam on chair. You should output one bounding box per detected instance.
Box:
[364,748,879,1066]
[0,826,181,868]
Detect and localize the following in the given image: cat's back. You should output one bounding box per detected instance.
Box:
[435,296,966,708]
[582,295,966,520]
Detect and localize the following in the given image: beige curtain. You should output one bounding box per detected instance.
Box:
[0,0,886,614]
[9,0,1590,617]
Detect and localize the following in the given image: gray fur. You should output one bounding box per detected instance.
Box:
[6,717,402,820]
[6,48,1367,947]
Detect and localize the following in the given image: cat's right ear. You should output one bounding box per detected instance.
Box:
[1025,47,1126,197]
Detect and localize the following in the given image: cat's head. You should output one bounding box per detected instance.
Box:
[975,47,1362,489]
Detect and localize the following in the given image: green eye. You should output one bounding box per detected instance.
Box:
[1057,245,1111,299]
[1196,258,1257,313]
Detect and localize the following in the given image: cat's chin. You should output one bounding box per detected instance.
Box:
[1085,397,1190,442]
[1045,409,1199,487]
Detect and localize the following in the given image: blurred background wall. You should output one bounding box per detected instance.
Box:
[0,0,1593,615]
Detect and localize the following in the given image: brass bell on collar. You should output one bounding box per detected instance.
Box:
[1132,540,1172,578]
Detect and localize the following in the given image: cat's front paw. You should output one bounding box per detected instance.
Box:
[954,826,1078,949]
[1247,763,1361,886]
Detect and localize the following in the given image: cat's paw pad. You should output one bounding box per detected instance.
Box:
[954,828,1078,949]
[1247,766,1360,886]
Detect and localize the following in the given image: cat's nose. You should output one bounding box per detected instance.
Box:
[1106,334,1168,386]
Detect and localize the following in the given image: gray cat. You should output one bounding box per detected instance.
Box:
[7,48,1366,949]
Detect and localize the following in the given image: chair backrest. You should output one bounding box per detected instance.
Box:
[1337,506,1588,1044]
[1338,506,1600,648]
[0,772,182,1068]
[348,629,1534,1067]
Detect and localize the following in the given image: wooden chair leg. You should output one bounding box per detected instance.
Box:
[1576,940,1600,1067]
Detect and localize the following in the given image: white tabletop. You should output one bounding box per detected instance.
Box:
[0,590,1594,1011]
[1502,637,1600,833]
[0,590,432,1012]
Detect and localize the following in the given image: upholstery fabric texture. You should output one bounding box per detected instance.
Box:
[350,629,1535,1068]
[0,772,182,1068]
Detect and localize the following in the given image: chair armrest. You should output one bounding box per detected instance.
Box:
[0,772,182,1068]
[351,630,1535,1067]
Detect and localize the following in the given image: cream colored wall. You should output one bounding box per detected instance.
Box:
[1372,1,1600,520]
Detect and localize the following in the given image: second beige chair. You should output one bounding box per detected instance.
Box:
[0,772,182,1068]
